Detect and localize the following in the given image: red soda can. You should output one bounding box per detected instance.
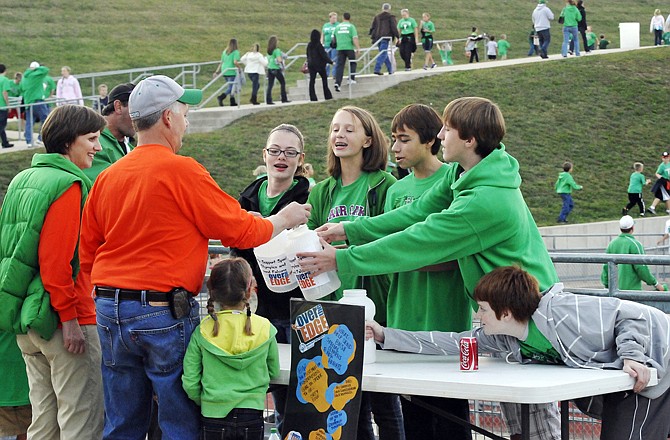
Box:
[460,337,478,371]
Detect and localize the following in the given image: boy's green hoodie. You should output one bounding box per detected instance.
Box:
[335,144,559,297]
[20,66,50,104]
[555,171,582,194]
[182,312,279,418]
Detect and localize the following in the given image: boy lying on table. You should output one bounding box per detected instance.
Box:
[366,266,670,440]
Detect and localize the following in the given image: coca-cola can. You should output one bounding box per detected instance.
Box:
[460,337,478,371]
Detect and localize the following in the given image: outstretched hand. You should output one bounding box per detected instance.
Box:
[315,223,347,244]
[365,320,385,344]
[297,238,337,276]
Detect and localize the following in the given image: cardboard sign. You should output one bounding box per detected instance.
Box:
[282,299,365,440]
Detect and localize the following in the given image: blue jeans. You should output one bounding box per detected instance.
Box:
[562,26,580,56]
[357,392,405,440]
[374,39,393,74]
[95,294,201,440]
[247,73,260,102]
[202,409,264,440]
[335,50,357,86]
[537,29,551,58]
[24,101,50,144]
[326,47,337,77]
[558,193,574,221]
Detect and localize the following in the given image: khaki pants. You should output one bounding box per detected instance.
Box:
[16,325,103,440]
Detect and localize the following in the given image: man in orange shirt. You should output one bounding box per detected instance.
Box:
[79,75,310,440]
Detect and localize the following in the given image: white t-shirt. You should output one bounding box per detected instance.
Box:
[486,41,498,56]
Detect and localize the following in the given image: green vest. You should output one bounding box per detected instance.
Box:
[0,154,91,339]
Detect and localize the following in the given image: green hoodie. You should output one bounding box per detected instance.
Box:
[182,312,279,418]
[336,144,558,297]
[20,66,50,104]
[554,171,582,194]
[560,5,582,27]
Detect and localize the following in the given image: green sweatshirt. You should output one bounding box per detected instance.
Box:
[20,66,50,104]
[182,312,279,418]
[336,144,559,297]
[383,165,473,331]
[601,233,657,290]
[554,171,582,194]
[560,5,582,27]
[307,170,396,324]
[627,171,646,194]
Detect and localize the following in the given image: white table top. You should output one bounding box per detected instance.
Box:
[272,344,658,404]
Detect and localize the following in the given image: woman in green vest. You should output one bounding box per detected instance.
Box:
[0,105,107,439]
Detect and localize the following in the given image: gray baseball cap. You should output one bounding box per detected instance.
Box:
[129,75,202,120]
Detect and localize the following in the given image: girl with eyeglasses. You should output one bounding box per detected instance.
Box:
[229,123,309,433]
[306,106,404,440]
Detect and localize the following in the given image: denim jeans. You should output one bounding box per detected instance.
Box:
[24,101,50,144]
[266,69,288,103]
[558,193,574,221]
[562,26,580,56]
[223,75,236,95]
[374,39,393,74]
[357,392,405,440]
[335,50,357,86]
[537,29,551,58]
[247,73,260,102]
[326,47,338,77]
[202,409,264,440]
[95,294,201,440]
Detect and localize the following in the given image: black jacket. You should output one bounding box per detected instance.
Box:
[230,175,310,322]
[369,11,399,42]
[306,42,333,70]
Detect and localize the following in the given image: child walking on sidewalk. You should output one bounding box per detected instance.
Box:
[555,161,582,223]
[622,162,650,216]
[182,258,279,440]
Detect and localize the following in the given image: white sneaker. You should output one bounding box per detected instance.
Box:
[35,140,43,146]
[26,143,33,147]
[348,79,357,85]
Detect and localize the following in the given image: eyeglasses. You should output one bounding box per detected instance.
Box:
[265,148,301,158]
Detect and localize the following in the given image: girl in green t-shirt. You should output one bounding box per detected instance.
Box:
[420,13,437,69]
[306,106,403,440]
[214,38,241,107]
[265,35,290,105]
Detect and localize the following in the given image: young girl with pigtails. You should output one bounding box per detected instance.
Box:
[182,257,280,440]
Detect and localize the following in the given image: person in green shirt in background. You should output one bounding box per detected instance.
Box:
[19,61,51,147]
[555,161,582,223]
[647,151,670,215]
[419,12,437,69]
[386,103,473,439]
[497,34,511,59]
[601,215,666,291]
[598,34,610,49]
[0,64,14,148]
[622,162,651,217]
[321,12,339,78]
[585,25,597,51]
[397,8,418,70]
[214,38,242,107]
[265,35,290,104]
[333,12,360,92]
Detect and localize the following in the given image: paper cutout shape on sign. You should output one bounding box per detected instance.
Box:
[321,324,356,375]
[299,360,331,412]
[326,377,359,411]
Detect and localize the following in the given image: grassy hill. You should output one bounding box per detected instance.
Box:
[2,49,669,227]
[1,1,669,226]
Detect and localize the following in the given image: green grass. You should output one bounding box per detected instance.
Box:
[1,1,668,226]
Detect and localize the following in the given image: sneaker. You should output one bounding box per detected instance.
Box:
[423,65,428,70]
[431,63,437,68]
[35,140,43,146]
[373,71,383,76]
[647,207,657,215]
[404,68,411,71]
[347,79,357,85]
[666,209,670,215]
[640,212,645,217]
[26,143,33,147]
[622,208,628,215]
[1,143,13,148]
[334,84,340,92]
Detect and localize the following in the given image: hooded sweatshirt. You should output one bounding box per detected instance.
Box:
[380,284,670,400]
[601,233,657,290]
[20,66,50,104]
[337,144,559,297]
[532,4,555,31]
[182,311,279,418]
